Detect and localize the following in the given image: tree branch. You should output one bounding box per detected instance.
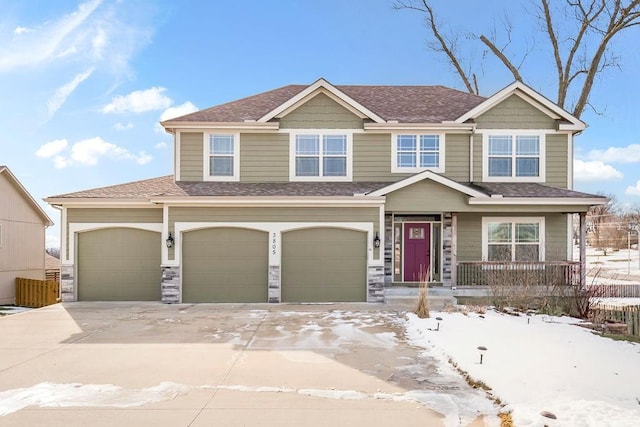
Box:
[479,35,523,81]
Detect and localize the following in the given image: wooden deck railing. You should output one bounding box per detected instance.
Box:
[45,269,60,282]
[456,261,581,287]
[15,278,60,308]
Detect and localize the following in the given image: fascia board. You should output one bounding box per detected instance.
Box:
[468,197,607,205]
[1,167,54,226]
[456,81,586,131]
[367,170,487,198]
[257,78,386,124]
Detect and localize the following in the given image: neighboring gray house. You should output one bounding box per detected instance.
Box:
[0,166,54,305]
[46,79,606,303]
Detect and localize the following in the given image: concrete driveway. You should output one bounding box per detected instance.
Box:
[0,302,497,426]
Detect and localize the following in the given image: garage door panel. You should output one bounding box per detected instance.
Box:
[78,228,161,301]
[182,228,268,303]
[282,228,366,302]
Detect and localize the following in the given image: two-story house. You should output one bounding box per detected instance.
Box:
[45,79,606,303]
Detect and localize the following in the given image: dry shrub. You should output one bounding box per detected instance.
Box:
[414,267,430,319]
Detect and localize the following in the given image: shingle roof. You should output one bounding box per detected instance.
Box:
[48,175,605,201]
[468,182,605,199]
[47,176,390,198]
[168,84,486,124]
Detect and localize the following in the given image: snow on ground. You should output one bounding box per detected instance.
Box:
[405,309,640,427]
[576,245,640,282]
[0,306,31,316]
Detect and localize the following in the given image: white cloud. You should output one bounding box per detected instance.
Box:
[573,160,623,182]
[154,142,169,149]
[103,87,172,114]
[588,144,640,164]
[114,121,133,131]
[47,68,94,115]
[13,26,32,35]
[0,0,103,71]
[38,137,151,168]
[625,181,640,196]
[160,101,198,121]
[36,139,69,158]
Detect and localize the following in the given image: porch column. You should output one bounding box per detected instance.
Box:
[451,212,458,287]
[580,212,586,288]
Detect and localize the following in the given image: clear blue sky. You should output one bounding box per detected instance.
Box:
[1,0,638,248]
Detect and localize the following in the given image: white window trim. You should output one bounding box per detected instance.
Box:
[288,130,353,182]
[203,132,240,182]
[481,217,545,262]
[482,130,546,182]
[391,132,446,173]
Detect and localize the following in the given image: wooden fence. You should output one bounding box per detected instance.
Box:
[590,304,640,337]
[45,269,60,282]
[15,278,60,308]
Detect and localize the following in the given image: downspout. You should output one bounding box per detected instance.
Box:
[469,132,474,183]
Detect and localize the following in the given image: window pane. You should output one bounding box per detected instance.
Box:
[420,153,439,168]
[296,135,319,155]
[488,223,511,243]
[323,135,346,155]
[515,158,539,177]
[488,158,512,176]
[323,157,346,176]
[397,152,416,168]
[516,136,539,155]
[420,135,439,151]
[488,245,511,261]
[488,136,512,155]
[210,157,233,176]
[397,135,416,151]
[516,223,539,243]
[210,135,234,154]
[515,245,539,262]
[296,157,319,176]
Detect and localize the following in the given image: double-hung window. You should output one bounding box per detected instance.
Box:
[291,132,351,181]
[392,134,444,173]
[482,217,544,262]
[205,133,239,181]
[483,131,545,182]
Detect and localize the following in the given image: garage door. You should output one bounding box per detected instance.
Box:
[182,228,268,303]
[77,228,161,301]
[282,228,367,302]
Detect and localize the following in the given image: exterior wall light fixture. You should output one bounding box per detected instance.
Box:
[166,232,174,248]
[374,232,381,248]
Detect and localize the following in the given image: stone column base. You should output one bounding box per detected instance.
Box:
[368,265,384,302]
[60,265,75,302]
[268,266,281,303]
[161,267,180,304]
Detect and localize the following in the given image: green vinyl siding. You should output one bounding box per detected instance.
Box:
[180,132,204,181]
[170,206,379,224]
[282,228,366,302]
[475,95,556,129]
[353,133,402,181]
[240,133,289,182]
[385,181,470,212]
[67,208,163,223]
[472,133,483,182]
[545,133,569,188]
[77,228,161,301]
[279,93,364,129]
[182,228,268,303]
[443,133,471,182]
[456,213,568,261]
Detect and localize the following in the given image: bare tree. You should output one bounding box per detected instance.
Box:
[394,0,640,118]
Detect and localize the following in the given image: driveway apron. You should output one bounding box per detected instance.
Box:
[0,302,497,426]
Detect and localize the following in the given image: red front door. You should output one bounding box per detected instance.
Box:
[404,223,431,282]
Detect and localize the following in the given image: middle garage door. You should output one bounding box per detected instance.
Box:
[282,228,367,302]
[182,227,268,303]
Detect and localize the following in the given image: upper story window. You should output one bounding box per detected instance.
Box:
[483,131,545,182]
[392,133,445,173]
[205,133,239,181]
[290,131,352,181]
[482,217,544,262]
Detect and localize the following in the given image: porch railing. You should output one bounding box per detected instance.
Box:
[456,261,581,287]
